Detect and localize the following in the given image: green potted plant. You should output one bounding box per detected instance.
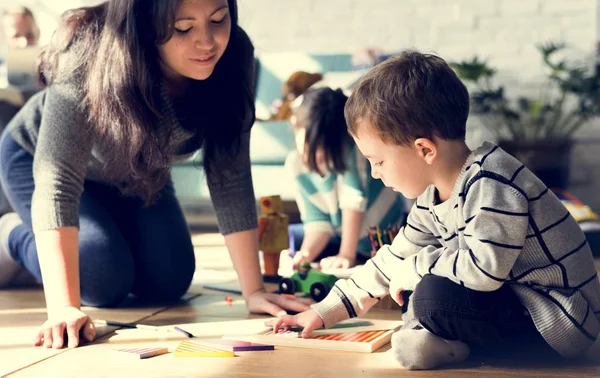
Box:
[450,42,600,188]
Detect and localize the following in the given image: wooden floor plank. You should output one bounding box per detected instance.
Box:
[3,232,600,377]
[0,288,198,377]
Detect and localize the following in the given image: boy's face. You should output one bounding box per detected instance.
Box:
[352,120,431,199]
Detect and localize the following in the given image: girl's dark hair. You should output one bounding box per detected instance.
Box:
[295,87,350,174]
[38,0,255,203]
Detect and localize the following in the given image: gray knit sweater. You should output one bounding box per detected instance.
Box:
[6,29,257,236]
[313,142,600,358]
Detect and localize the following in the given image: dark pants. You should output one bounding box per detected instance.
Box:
[0,132,195,307]
[411,275,557,357]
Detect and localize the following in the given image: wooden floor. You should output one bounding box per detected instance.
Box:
[1,233,599,378]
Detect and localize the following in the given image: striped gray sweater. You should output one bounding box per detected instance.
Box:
[312,141,600,358]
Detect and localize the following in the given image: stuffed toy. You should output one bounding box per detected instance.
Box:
[266,71,322,121]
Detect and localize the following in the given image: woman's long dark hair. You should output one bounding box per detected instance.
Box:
[295,87,350,174]
[38,0,254,203]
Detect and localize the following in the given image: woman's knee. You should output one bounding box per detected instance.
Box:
[78,222,136,307]
[131,245,195,302]
[80,267,134,308]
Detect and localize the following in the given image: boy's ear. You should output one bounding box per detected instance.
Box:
[413,138,437,165]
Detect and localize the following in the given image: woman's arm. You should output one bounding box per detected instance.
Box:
[224,228,312,316]
[36,228,80,310]
[223,229,263,298]
[31,82,96,348]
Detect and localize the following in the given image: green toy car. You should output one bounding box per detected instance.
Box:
[279,262,339,302]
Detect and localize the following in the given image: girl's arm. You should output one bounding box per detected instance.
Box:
[337,209,364,263]
[322,146,368,267]
[284,152,335,264]
[296,229,331,263]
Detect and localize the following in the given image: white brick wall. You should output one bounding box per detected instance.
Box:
[239,0,597,147]
[2,0,600,208]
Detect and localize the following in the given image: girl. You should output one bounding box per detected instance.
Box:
[285,87,406,270]
[0,0,309,350]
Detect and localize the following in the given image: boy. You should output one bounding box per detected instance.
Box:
[269,51,600,370]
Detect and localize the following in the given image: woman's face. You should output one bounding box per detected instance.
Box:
[157,0,231,83]
[3,12,35,48]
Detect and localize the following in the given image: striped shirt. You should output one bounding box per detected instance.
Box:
[285,145,406,257]
[312,141,600,358]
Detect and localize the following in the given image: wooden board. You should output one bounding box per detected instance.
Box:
[224,319,402,353]
[245,329,397,353]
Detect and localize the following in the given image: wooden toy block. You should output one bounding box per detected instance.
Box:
[258,195,289,277]
[174,340,235,357]
[260,195,284,214]
[197,339,274,352]
[114,346,168,359]
[258,214,289,252]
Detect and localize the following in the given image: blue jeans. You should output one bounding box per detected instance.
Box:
[0,132,195,307]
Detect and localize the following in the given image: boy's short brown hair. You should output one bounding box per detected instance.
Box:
[345,50,470,145]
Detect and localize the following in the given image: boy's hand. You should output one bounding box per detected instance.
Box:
[320,254,354,269]
[389,278,404,306]
[265,309,324,338]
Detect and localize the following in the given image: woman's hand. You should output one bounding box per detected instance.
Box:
[246,289,313,317]
[34,306,95,349]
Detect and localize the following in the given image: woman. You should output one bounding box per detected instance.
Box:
[3,6,40,48]
[0,0,309,350]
